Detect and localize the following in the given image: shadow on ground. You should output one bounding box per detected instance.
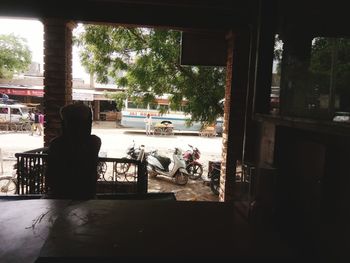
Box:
[148,176,219,202]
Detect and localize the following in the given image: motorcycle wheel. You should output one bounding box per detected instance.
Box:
[210,173,220,196]
[174,171,188,185]
[147,165,158,177]
[187,163,203,180]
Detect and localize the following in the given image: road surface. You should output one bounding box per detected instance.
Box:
[0,121,223,201]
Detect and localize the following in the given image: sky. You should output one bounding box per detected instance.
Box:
[0,17,90,83]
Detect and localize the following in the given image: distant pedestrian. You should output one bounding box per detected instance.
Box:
[144,113,152,135]
[30,110,41,136]
[1,93,9,102]
[29,109,35,122]
[38,111,44,136]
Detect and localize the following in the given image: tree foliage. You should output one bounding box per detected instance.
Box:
[75,25,225,124]
[0,33,32,78]
[309,37,350,111]
[310,37,350,92]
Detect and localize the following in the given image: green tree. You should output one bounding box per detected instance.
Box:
[310,38,350,91]
[0,33,32,78]
[310,37,350,111]
[75,25,225,125]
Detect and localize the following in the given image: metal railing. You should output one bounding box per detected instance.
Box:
[233,161,256,201]
[15,148,148,195]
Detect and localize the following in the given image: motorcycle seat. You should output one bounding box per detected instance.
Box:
[154,154,171,171]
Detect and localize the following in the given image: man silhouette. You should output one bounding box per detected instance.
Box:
[46,103,101,199]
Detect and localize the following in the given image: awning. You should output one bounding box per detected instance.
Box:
[0,87,44,97]
[0,85,120,101]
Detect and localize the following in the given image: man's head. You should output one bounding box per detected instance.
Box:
[60,103,92,137]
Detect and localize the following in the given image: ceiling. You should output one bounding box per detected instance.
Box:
[0,0,258,31]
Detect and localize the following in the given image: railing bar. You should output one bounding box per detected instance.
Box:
[21,156,25,194]
[43,157,47,193]
[25,156,28,194]
[37,157,41,193]
[17,157,20,194]
[25,156,29,194]
[32,157,36,194]
[17,157,22,194]
[40,158,43,193]
[98,157,140,163]
[113,161,116,182]
[21,157,25,195]
[29,157,34,194]
[15,153,48,158]
[21,147,48,154]
[32,157,35,194]
[40,157,43,193]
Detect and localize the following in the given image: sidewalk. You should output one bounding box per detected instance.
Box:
[124,129,200,136]
[92,121,215,137]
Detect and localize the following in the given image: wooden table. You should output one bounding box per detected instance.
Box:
[0,199,298,262]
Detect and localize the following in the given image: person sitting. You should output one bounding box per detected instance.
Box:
[45,103,101,199]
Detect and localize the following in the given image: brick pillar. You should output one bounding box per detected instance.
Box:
[220,30,251,202]
[43,19,75,146]
[93,100,100,121]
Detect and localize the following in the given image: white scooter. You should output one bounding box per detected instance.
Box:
[146,147,189,185]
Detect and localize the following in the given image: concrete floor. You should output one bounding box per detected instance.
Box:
[0,121,221,201]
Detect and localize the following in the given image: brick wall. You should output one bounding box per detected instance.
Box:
[219,32,234,201]
[43,19,75,146]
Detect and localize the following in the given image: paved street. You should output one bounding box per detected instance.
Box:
[0,121,222,201]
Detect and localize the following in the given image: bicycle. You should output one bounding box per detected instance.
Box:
[97,161,108,180]
[0,168,17,195]
[20,120,32,131]
[98,159,132,182]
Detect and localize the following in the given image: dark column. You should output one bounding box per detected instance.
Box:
[253,0,275,114]
[43,19,75,146]
[220,29,252,202]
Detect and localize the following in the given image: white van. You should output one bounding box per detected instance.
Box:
[0,103,30,122]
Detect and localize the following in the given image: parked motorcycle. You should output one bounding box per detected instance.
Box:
[208,160,221,195]
[146,147,189,185]
[116,140,145,175]
[183,144,203,180]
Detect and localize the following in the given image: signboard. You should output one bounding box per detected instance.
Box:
[73,91,94,101]
[0,88,44,97]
